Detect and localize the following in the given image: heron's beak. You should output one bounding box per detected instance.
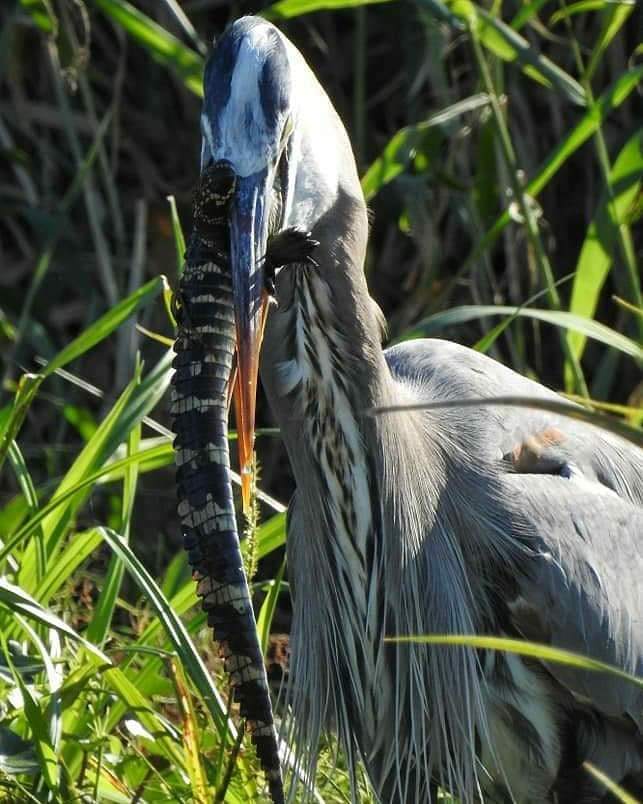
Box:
[229,169,272,513]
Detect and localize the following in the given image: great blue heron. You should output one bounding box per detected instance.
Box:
[172,16,643,804]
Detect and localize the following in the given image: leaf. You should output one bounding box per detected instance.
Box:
[473,6,586,105]
[567,131,642,363]
[371,395,643,447]
[361,94,490,201]
[19,0,58,34]
[33,528,103,605]
[1,634,59,791]
[549,0,633,25]
[257,512,287,560]
[0,725,39,776]
[16,352,172,594]
[19,375,137,594]
[42,276,164,377]
[465,66,643,269]
[97,527,235,739]
[585,2,636,82]
[384,634,643,687]
[473,273,576,353]
[0,578,110,662]
[0,442,171,569]
[167,195,186,278]
[93,0,204,96]
[169,658,210,804]
[0,495,29,543]
[87,363,142,647]
[89,761,135,804]
[510,0,551,30]
[0,373,41,472]
[415,0,467,27]
[6,439,45,583]
[257,559,287,656]
[407,305,643,361]
[583,761,640,804]
[263,0,391,20]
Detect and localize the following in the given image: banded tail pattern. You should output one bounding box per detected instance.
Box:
[170,162,284,803]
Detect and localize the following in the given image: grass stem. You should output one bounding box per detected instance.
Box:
[469,27,590,397]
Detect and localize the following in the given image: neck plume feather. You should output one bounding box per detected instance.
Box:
[271,264,525,802]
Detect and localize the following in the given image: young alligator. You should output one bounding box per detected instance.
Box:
[170,160,283,803]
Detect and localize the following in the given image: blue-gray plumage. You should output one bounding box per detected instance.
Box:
[199,16,642,803]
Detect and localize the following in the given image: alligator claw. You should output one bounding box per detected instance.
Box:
[264,227,320,298]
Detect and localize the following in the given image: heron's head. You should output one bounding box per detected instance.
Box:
[201,17,362,494]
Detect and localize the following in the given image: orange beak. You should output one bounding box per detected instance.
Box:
[229,169,272,514]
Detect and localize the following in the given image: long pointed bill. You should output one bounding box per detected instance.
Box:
[229,170,271,513]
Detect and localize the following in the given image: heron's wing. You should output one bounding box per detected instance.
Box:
[502,471,643,730]
[385,338,643,726]
[384,337,643,505]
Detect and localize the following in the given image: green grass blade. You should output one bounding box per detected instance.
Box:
[26,376,138,585]
[6,440,45,584]
[0,725,39,776]
[257,558,287,656]
[473,6,586,105]
[371,395,643,446]
[583,761,641,804]
[19,0,58,34]
[463,65,643,270]
[33,352,171,585]
[14,617,62,752]
[97,438,174,484]
[585,2,636,82]
[0,579,109,662]
[567,130,642,364]
[0,443,171,568]
[166,195,186,279]
[161,552,190,600]
[168,657,210,804]
[0,633,59,793]
[408,304,643,360]
[97,527,234,738]
[86,363,142,647]
[0,374,41,472]
[549,0,632,25]
[93,0,204,96]
[42,276,164,377]
[415,0,467,27]
[96,665,186,766]
[263,0,390,19]
[257,512,287,560]
[510,0,551,30]
[361,94,490,201]
[60,662,186,779]
[383,634,643,687]
[473,273,575,353]
[31,528,103,607]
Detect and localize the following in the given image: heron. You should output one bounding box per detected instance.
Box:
[171,16,643,804]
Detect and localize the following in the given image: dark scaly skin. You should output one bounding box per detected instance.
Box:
[170,161,284,804]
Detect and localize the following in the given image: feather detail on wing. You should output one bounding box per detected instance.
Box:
[502,469,643,730]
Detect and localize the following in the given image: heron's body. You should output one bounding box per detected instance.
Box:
[195,17,643,802]
[261,215,643,802]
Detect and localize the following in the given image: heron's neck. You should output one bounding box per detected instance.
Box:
[262,200,392,482]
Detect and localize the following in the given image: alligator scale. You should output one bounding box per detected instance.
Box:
[170,162,283,802]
